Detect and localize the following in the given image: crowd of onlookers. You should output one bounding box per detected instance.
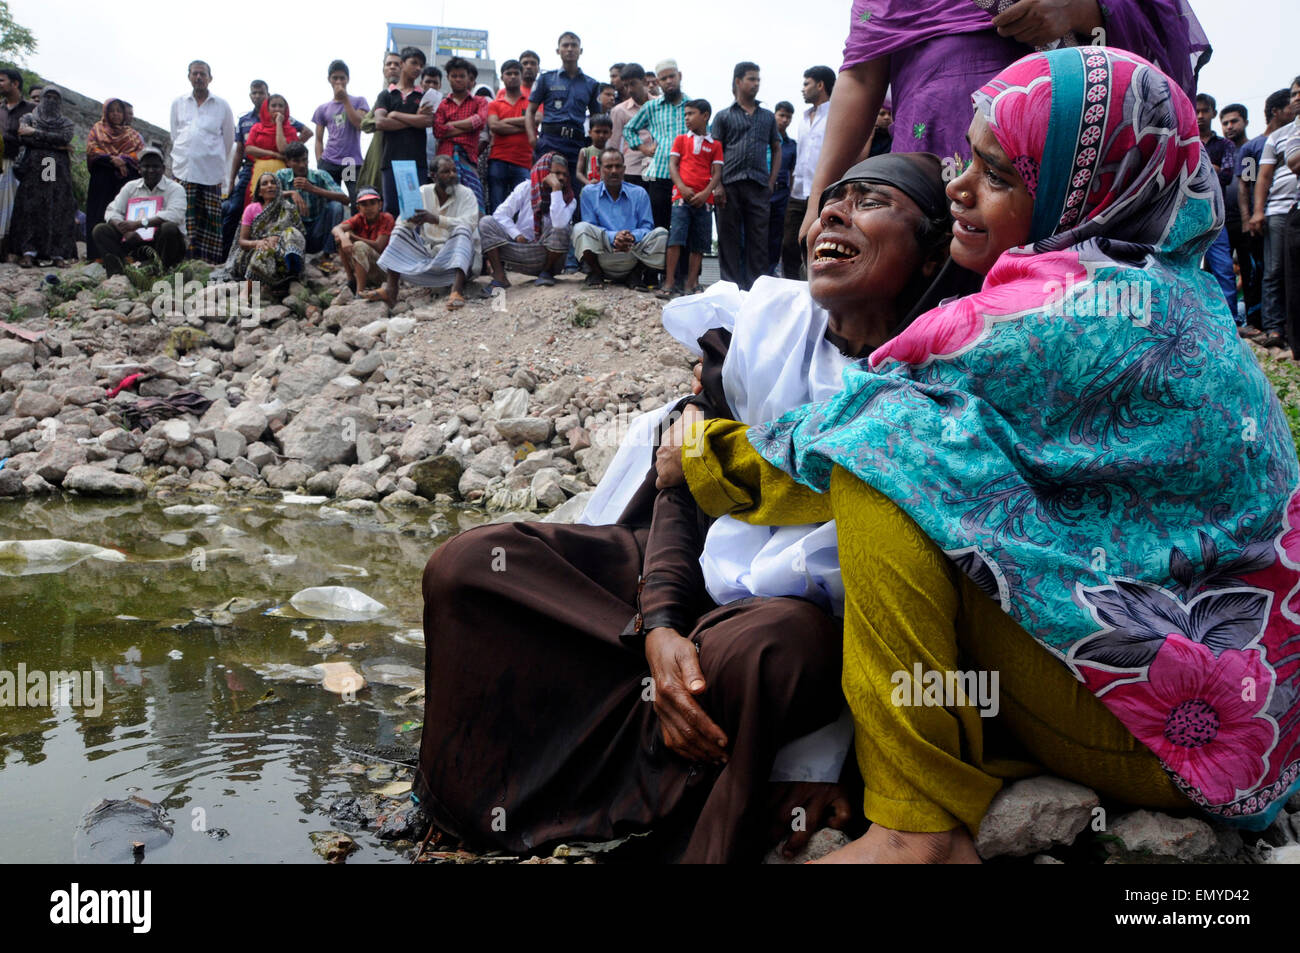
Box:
[0,34,851,312]
[1,26,1297,348]
[1197,80,1300,354]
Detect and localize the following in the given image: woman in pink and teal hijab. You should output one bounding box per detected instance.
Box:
[660,47,1300,862]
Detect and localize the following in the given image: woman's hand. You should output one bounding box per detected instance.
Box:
[992,0,1102,46]
[645,627,728,762]
[766,782,854,859]
[655,403,702,490]
[691,362,703,395]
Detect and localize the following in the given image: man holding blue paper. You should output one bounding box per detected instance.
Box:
[372,155,480,310]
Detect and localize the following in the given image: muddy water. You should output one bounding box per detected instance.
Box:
[0,494,473,863]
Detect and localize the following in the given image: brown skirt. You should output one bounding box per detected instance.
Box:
[415,519,844,863]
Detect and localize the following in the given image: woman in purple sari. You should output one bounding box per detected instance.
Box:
[797,0,1211,244]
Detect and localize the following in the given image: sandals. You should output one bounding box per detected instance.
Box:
[533,271,556,287]
[446,290,466,311]
[584,272,605,288]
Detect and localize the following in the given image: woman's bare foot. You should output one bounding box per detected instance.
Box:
[811,823,982,864]
[362,288,391,305]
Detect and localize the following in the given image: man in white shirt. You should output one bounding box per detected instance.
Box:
[781,66,834,280]
[479,153,576,289]
[372,154,480,310]
[169,60,235,263]
[1248,77,1300,350]
[93,145,188,274]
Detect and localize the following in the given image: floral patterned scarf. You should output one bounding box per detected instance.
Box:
[751,47,1300,829]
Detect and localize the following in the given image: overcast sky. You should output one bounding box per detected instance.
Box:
[12,0,1295,156]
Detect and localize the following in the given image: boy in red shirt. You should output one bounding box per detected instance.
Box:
[576,114,613,189]
[332,187,395,297]
[660,99,723,298]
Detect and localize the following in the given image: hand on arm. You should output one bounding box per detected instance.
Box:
[992,0,1102,46]
[645,626,728,762]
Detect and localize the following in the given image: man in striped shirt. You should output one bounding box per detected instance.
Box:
[621,59,688,234]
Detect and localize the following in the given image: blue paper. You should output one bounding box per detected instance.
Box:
[392,160,423,222]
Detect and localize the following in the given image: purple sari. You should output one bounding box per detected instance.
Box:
[842,0,1210,162]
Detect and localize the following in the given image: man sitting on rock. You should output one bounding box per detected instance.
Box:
[572,147,667,287]
[332,186,394,299]
[371,154,480,311]
[94,144,188,275]
[276,142,349,256]
[480,152,576,291]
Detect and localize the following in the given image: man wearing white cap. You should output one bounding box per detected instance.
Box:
[621,58,689,287]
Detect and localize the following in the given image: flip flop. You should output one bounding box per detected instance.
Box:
[447,290,466,310]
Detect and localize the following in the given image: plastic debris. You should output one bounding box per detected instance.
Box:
[167,649,183,660]
[288,586,386,621]
[0,539,127,576]
[318,661,366,695]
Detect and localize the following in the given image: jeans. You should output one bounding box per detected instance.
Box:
[1263,213,1289,336]
[1203,223,1237,321]
[221,166,252,259]
[487,159,530,214]
[318,159,360,209]
[304,202,346,254]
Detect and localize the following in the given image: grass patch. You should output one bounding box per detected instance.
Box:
[572,302,604,328]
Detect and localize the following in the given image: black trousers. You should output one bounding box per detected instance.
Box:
[91,222,186,274]
[717,179,771,290]
[781,197,808,280]
[1225,219,1259,329]
[1285,207,1300,360]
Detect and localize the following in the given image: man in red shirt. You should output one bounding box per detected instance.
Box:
[332,187,394,298]
[433,57,490,213]
[486,60,532,213]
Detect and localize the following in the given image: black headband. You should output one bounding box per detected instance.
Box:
[818,153,949,221]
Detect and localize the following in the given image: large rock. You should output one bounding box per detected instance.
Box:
[275,398,377,471]
[263,461,314,489]
[161,419,193,447]
[397,424,444,464]
[975,777,1099,859]
[0,468,22,495]
[225,401,269,442]
[0,339,34,369]
[531,467,567,508]
[574,441,618,485]
[276,353,344,403]
[214,429,247,461]
[14,390,61,420]
[63,465,147,497]
[495,417,554,445]
[408,455,464,499]
[1105,810,1217,862]
[32,439,88,485]
[97,427,136,453]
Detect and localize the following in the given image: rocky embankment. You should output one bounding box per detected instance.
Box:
[0,260,695,514]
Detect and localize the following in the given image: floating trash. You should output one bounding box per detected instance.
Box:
[0,539,126,577]
[166,650,183,660]
[74,796,174,863]
[288,586,386,621]
[162,504,221,517]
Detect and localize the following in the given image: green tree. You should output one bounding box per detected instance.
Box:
[0,1,35,64]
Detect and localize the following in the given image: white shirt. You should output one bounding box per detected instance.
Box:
[104,175,189,237]
[791,100,830,200]
[1262,119,1300,216]
[401,182,482,273]
[169,92,235,188]
[490,178,576,241]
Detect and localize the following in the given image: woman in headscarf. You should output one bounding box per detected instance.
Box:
[659,47,1300,862]
[214,171,305,290]
[85,98,144,261]
[798,0,1212,244]
[416,152,979,863]
[243,94,298,205]
[11,85,77,267]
